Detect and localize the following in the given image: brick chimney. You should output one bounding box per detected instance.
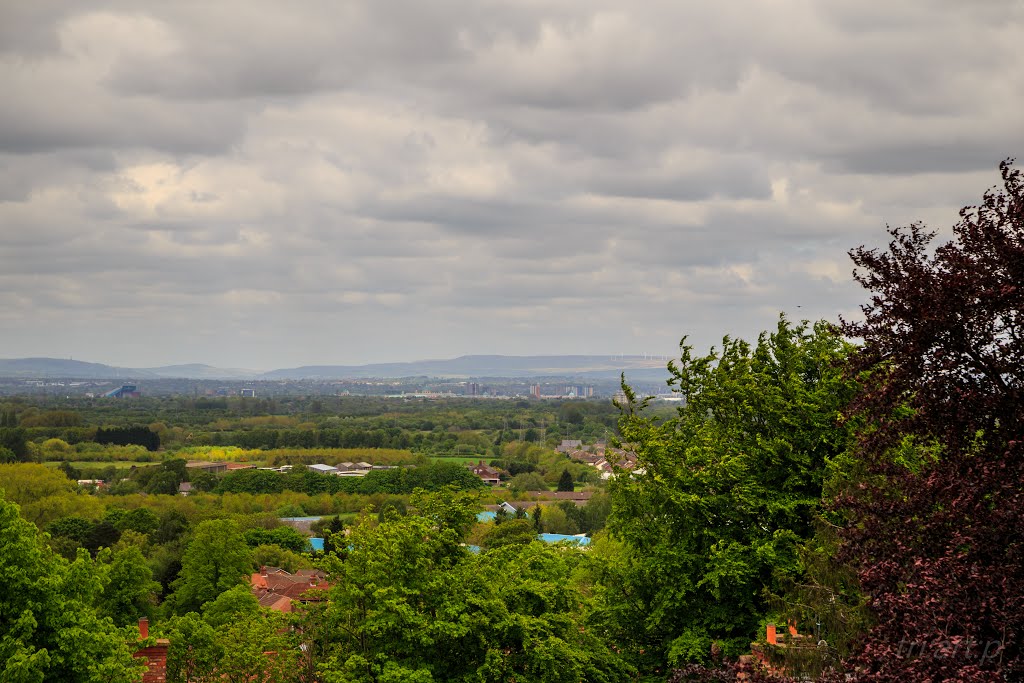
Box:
[766,623,777,645]
[134,617,170,683]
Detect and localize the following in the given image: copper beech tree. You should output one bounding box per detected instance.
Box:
[838,160,1024,681]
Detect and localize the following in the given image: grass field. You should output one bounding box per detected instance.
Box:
[42,460,155,469]
[430,455,486,465]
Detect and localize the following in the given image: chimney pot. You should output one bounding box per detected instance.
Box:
[139,617,149,639]
[766,623,777,645]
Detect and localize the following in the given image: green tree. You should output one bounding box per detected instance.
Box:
[188,470,218,492]
[243,525,309,553]
[508,471,548,494]
[602,317,856,669]
[0,427,29,461]
[317,508,472,682]
[251,544,312,574]
[217,611,300,683]
[96,543,161,626]
[115,507,160,536]
[482,518,536,549]
[314,493,631,682]
[0,493,144,682]
[557,468,574,492]
[161,612,221,683]
[473,542,635,683]
[170,519,254,613]
[201,584,261,629]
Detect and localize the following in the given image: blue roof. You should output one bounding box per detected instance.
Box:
[477,511,496,522]
[537,533,591,546]
[308,537,325,552]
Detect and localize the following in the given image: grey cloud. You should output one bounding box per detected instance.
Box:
[1,1,1022,367]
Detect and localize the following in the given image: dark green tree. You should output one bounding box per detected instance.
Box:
[557,468,574,492]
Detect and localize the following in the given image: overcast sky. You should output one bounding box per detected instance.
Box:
[1,1,1022,370]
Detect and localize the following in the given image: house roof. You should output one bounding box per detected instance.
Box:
[469,460,501,479]
[251,567,330,606]
[256,593,294,612]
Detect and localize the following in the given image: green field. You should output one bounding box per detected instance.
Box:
[42,460,156,469]
[429,455,486,465]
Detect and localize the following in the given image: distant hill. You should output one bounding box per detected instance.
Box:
[261,355,671,381]
[0,358,156,379]
[142,364,260,379]
[0,355,672,382]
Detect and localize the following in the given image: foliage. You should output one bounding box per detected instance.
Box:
[161,613,222,683]
[557,468,575,492]
[603,318,856,670]
[0,427,29,461]
[168,519,254,613]
[243,525,309,553]
[216,469,286,495]
[835,160,1024,681]
[251,544,313,573]
[482,518,537,549]
[311,492,632,683]
[508,471,549,493]
[95,425,160,451]
[217,611,301,683]
[216,461,485,497]
[0,463,103,527]
[200,584,261,629]
[96,543,161,626]
[0,493,144,682]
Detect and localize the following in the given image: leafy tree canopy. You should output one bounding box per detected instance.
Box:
[0,493,144,682]
[603,317,857,669]
[169,519,254,614]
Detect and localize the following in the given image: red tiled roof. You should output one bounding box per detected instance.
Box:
[250,567,330,611]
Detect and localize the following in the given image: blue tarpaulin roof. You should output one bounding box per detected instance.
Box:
[537,533,591,545]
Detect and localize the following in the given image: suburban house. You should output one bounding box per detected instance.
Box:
[568,450,604,465]
[496,501,520,515]
[250,566,330,612]
[468,460,502,485]
[177,482,192,496]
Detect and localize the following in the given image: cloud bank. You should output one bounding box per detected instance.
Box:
[2,1,1022,368]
